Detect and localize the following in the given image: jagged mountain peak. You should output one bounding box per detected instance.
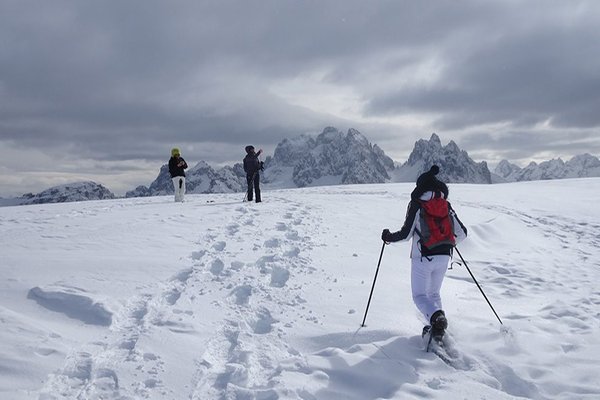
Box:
[264,127,395,188]
[315,126,369,147]
[395,134,492,184]
[446,140,460,152]
[430,132,442,146]
[494,160,522,181]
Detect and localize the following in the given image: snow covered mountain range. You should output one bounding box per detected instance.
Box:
[0,181,114,206]
[2,128,599,205]
[125,161,246,198]
[494,154,600,182]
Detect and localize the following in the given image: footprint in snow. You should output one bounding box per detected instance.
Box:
[230,261,245,271]
[210,259,225,276]
[284,247,301,258]
[164,288,182,306]
[275,222,289,231]
[212,241,227,251]
[285,231,300,241]
[226,224,240,235]
[170,267,193,283]
[230,285,253,305]
[251,308,276,334]
[270,266,290,288]
[264,238,280,248]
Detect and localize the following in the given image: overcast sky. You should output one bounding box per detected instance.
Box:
[1,0,599,196]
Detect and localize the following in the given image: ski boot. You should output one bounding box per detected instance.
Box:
[430,310,448,344]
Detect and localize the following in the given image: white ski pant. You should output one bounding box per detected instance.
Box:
[172,177,186,202]
[411,255,450,322]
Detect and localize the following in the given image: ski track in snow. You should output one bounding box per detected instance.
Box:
[3,183,598,399]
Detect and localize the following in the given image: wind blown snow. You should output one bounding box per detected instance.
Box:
[1,179,599,399]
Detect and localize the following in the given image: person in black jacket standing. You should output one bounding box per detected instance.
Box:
[243,145,263,203]
[168,148,188,202]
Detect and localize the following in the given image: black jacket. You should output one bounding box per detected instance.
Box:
[169,157,188,178]
[243,153,262,176]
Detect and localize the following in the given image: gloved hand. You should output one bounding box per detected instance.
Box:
[381,229,392,242]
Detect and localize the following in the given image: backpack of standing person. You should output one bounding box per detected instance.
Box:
[416,196,456,251]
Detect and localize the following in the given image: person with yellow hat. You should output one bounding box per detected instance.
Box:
[168,148,188,202]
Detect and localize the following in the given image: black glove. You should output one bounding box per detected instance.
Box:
[381,229,392,242]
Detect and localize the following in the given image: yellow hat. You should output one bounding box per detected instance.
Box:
[171,148,180,156]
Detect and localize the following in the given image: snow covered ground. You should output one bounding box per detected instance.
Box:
[1,179,599,399]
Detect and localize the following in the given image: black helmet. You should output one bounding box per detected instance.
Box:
[245,145,255,154]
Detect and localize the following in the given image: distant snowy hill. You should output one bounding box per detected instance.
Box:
[262,127,395,188]
[126,161,246,198]
[0,181,115,206]
[494,153,600,181]
[392,133,492,184]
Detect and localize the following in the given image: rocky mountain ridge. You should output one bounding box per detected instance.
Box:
[125,161,245,198]
[262,127,395,188]
[494,154,600,182]
[391,133,492,184]
[2,128,598,206]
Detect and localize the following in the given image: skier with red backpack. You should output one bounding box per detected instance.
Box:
[382,165,467,345]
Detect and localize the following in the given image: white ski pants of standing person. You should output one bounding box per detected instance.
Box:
[411,255,450,321]
[172,177,186,202]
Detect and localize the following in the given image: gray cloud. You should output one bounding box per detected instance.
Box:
[1,0,599,196]
[363,2,600,131]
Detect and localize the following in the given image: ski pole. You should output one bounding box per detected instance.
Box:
[361,241,387,327]
[455,247,503,325]
[242,171,257,202]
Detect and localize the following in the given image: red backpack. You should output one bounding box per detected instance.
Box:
[417,197,456,250]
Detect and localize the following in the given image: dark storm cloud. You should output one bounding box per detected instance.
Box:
[1,0,364,164]
[363,2,600,130]
[1,0,599,195]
